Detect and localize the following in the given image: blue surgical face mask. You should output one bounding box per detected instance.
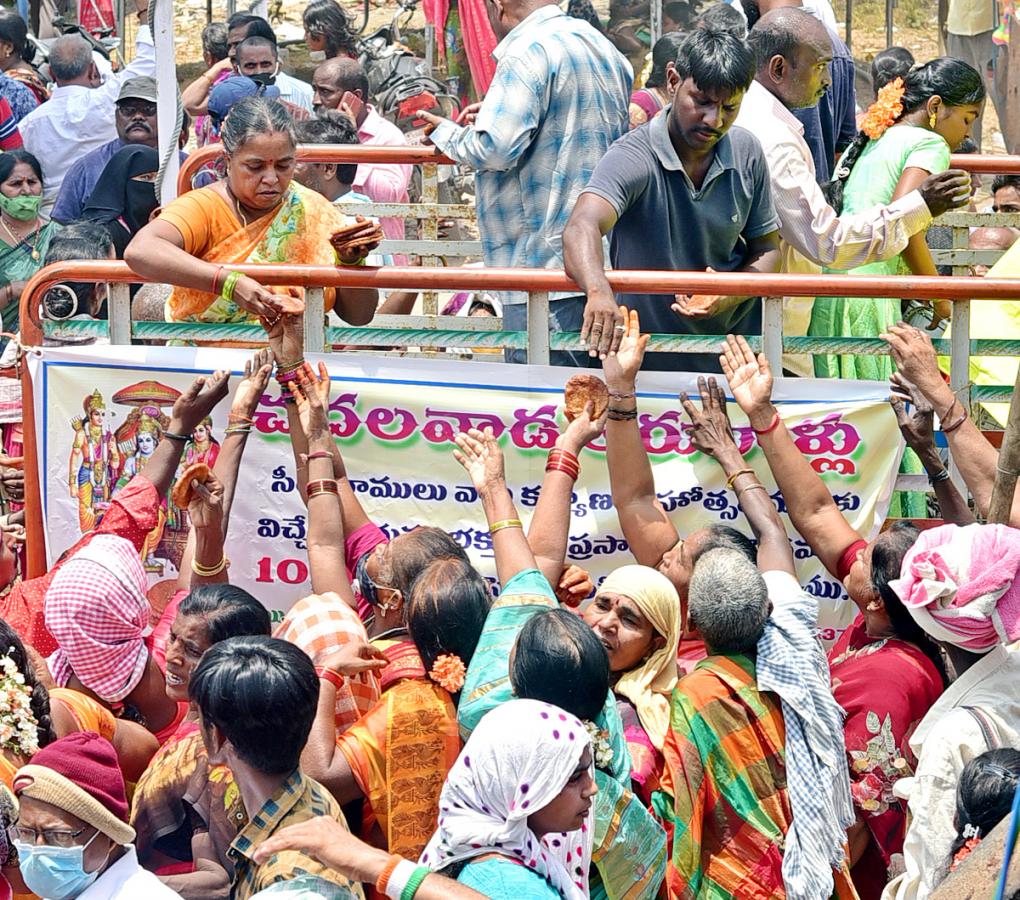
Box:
[14,830,102,900]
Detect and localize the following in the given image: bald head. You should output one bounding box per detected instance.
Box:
[749,7,831,110]
[970,226,1018,275]
[48,35,96,85]
[312,57,370,119]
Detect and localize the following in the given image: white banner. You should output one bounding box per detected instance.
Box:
[30,346,904,638]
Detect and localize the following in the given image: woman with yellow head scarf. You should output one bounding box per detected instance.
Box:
[582,564,680,804]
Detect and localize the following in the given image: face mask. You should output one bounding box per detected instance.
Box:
[308,49,327,61]
[14,831,102,900]
[248,72,276,88]
[0,193,42,221]
[354,550,380,608]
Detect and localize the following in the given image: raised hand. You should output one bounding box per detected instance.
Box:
[290,362,331,442]
[720,335,773,417]
[560,400,608,454]
[581,288,625,359]
[453,427,505,493]
[231,349,273,419]
[170,370,231,434]
[602,306,649,389]
[889,374,938,458]
[679,376,738,460]
[187,471,224,531]
[881,322,948,406]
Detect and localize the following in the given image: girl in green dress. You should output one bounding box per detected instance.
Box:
[811,57,985,382]
[810,58,984,517]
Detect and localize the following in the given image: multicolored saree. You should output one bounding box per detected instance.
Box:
[164,181,345,324]
[459,572,667,900]
[337,640,462,861]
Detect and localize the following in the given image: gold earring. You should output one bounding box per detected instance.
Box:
[929,111,937,129]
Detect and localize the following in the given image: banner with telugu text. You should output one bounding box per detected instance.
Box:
[30,345,905,640]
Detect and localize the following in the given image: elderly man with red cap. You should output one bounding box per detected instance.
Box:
[9,731,181,899]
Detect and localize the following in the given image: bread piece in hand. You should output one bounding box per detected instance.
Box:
[563,374,609,422]
[172,462,211,509]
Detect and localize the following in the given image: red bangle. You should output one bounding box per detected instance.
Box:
[375,854,402,894]
[227,412,254,424]
[752,412,781,436]
[548,447,580,466]
[211,264,225,295]
[305,451,332,461]
[314,666,345,690]
[545,462,579,481]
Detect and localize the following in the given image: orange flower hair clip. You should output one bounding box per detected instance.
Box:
[429,654,466,692]
[860,77,905,140]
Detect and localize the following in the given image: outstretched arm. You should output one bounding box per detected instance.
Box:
[602,308,680,568]
[889,374,975,526]
[526,404,607,587]
[252,817,485,899]
[680,377,795,576]
[883,322,1019,524]
[562,193,624,358]
[291,364,356,605]
[454,428,537,588]
[300,640,387,803]
[720,335,859,578]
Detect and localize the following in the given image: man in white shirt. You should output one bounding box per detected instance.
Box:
[19,0,155,203]
[11,731,181,899]
[735,8,972,372]
[225,14,313,112]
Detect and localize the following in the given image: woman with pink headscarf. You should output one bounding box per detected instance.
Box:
[884,522,1020,900]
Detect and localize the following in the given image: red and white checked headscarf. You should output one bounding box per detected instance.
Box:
[45,534,149,702]
[274,592,381,734]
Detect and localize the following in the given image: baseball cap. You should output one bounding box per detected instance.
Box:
[117,75,158,104]
[208,75,281,129]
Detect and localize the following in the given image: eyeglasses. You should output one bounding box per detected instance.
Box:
[8,824,91,848]
[117,101,157,118]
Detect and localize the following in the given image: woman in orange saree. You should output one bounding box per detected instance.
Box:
[125,96,380,330]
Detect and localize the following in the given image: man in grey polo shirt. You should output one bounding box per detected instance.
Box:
[564,25,780,372]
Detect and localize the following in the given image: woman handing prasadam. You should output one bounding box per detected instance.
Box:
[125,96,380,330]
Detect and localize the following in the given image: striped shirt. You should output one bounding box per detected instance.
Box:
[229,770,363,900]
[430,5,632,304]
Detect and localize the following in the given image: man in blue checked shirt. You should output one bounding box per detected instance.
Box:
[421,0,632,367]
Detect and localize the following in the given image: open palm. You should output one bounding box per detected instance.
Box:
[602,306,648,386]
[453,427,505,492]
[720,335,773,415]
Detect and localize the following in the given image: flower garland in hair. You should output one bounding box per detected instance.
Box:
[0,653,38,758]
[950,825,982,872]
[429,654,466,693]
[860,77,905,140]
[584,720,614,771]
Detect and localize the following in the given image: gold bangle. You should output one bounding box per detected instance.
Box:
[489,518,523,534]
[725,468,756,491]
[736,482,769,497]
[191,555,228,577]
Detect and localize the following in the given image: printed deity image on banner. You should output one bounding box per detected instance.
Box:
[68,379,216,577]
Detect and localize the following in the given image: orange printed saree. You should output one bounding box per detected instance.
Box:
[157,182,345,323]
[337,643,461,861]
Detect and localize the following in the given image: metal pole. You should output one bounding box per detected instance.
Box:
[650,0,662,46]
[885,0,893,47]
[845,0,852,49]
[152,0,180,205]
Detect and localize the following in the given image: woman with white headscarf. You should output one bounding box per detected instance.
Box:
[581,565,680,805]
[420,698,597,899]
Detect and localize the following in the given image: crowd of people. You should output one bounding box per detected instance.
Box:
[0,0,1017,897]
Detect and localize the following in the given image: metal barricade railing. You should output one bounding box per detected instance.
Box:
[17,227,1020,572]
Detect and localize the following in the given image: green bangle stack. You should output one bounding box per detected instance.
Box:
[221,270,242,302]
